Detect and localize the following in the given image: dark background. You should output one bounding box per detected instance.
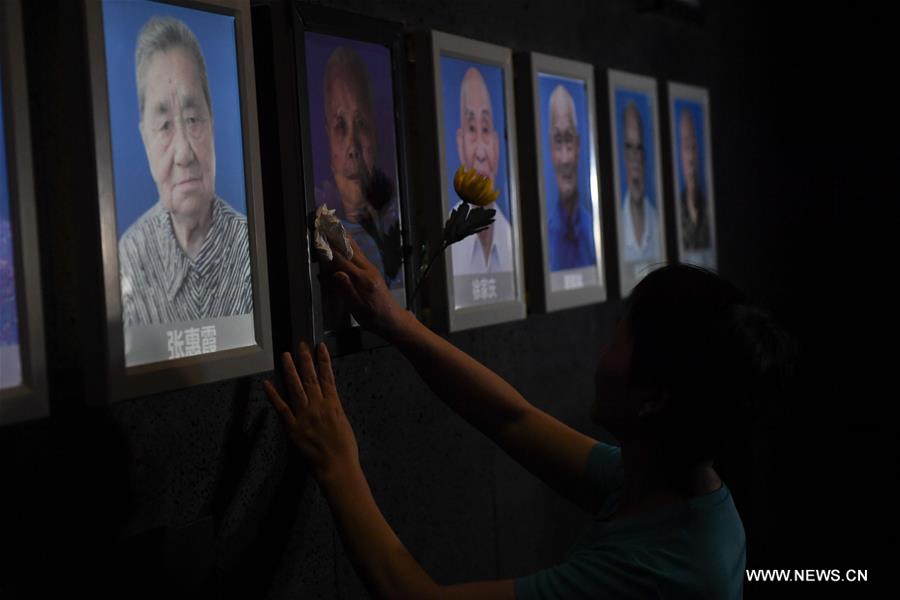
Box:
[0,0,890,598]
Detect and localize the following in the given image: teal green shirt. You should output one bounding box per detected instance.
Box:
[515,443,746,599]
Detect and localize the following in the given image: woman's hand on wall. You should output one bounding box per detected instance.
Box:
[264,342,359,487]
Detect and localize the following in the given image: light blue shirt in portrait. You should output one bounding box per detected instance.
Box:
[621,192,661,264]
[547,194,596,272]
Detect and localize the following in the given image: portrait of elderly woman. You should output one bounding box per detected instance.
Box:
[116,15,253,327]
[305,33,404,291]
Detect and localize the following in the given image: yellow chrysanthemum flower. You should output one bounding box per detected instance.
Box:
[453,165,500,207]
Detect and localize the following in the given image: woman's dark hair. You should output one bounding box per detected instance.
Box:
[625,264,794,463]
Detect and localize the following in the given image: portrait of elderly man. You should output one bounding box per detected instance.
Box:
[118,16,252,327]
[545,84,595,271]
[450,66,513,276]
[620,99,660,264]
[315,46,402,287]
[677,107,711,250]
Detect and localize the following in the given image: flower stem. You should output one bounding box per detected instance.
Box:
[409,241,450,306]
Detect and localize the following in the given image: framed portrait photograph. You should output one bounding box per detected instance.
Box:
[608,69,667,296]
[517,52,606,313]
[668,81,717,270]
[85,0,272,400]
[293,5,414,354]
[0,0,48,424]
[418,31,526,332]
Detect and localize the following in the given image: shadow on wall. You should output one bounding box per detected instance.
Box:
[0,377,323,599]
[0,408,131,597]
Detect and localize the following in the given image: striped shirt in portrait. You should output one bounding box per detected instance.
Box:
[119,197,253,326]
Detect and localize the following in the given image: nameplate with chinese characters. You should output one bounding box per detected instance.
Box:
[453,272,516,310]
[124,314,256,367]
[550,266,599,293]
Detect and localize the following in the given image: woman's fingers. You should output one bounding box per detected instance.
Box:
[281,351,308,411]
[327,247,364,281]
[297,342,323,402]
[317,343,338,399]
[333,272,366,312]
[346,236,372,270]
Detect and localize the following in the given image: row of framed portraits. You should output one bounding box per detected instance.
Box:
[0,0,718,423]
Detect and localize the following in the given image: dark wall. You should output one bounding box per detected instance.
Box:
[0,1,889,598]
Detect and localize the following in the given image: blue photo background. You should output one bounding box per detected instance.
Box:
[614,88,657,211]
[305,32,399,207]
[538,73,596,268]
[440,56,510,222]
[1,67,21,351]
[672,98,707,198]
[102,0,247,238]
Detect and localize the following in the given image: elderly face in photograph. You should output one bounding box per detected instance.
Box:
[324,47,378,223]
[139,41,216,241]
[623,102,645,204]
[549,85,579,202]
[679,108,699,192]
[456,67,499,184]
[678,107,710,250]
[118,16,252,327]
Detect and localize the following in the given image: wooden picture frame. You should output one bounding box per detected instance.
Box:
[85,0,272,400]
[516,51,607,313]
[0,0,49,423]
[414,30,526,332]
[608,69,668,296]
[667,81,717,270]
[291,4,416,355]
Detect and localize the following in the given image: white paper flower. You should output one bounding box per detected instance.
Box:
[313,205,354,262]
